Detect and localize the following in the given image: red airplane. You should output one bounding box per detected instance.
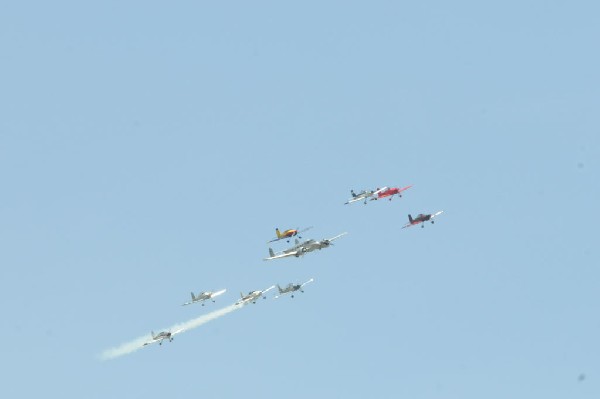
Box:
[402,211,444,228]
[370,185,412,201]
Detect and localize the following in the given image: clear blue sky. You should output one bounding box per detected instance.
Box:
[1,1,598,398]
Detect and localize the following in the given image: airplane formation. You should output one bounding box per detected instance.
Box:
[124,184,443,351]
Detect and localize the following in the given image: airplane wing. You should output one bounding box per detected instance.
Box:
[211,289,227,298]
[263,250,300,261]
[398,185,413,193]
[142,335,158,346]
[181,299,199,306]
[262,285,276,294]
[373,186,388,195]
[344,196,364,204]
[401,222,414,229]
[430,210,444,219]
[300,278,315,288]
[171,327,185,337]
[327,232,348,242]
[234,298,248,306]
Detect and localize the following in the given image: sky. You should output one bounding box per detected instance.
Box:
[1,1,599,398]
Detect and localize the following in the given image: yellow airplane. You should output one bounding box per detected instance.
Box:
[268,226,313,243]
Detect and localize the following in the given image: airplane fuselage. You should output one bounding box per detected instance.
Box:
[280,284,300,294]
[413,213,432,223]
[372,185,411,201]
[280,229,298,238]
[151,331,172,344]
[238,291,263,304]
[379,187,399,197]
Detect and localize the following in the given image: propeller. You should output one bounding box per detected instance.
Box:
[321,239,333,247]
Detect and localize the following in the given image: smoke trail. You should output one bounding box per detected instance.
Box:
[100,303,241,360]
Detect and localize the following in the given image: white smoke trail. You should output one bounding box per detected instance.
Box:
[100,303,241,360]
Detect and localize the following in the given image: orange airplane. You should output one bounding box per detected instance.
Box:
[268,226,313,243]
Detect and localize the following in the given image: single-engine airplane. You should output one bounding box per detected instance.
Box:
[344,187,387,205]
[235,285,276,306]
[143,329,183,346]
[370,185,412,201]
[268,226,313,243]
[264,232,348,260]
[274,278,314,299]
[402,211,444,228]
[182,289,227,306]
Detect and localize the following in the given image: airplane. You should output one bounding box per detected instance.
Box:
[268,226,313,243]
[402,211,444,228]
[370,185,412,201]
[344,187,387,205]
[182,289,227,306]
[143,329,183,346]
[274,278,314,299]
[264,232,348,260]
[235,285,276,306]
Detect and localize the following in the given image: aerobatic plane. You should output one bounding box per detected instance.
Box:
[274,278,314,299]
[264,232,347,260]
[402,211,444,228]
[370,185,412,201]
[235,285,276,306]
[344,188,386,205]
[143,329,183,346]
[182,289,227,306]
[268,226,313,243]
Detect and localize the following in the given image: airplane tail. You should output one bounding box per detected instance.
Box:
[151,331,156,339]
[351,189,356,197]
[240,292,244,299]
[408,214,413,223]
[277,284,283,294]
[275,228,282,238]
[269,248,275,257]
[295,238,299,245]
[191,292,196,300]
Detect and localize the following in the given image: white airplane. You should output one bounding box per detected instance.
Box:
[235,285,276,306]
[182,289,227,306]
[264,232,348,260]
[274,278,314,299]
[344,187,387,205]
[402,211,444,228]
[143,329,183,346]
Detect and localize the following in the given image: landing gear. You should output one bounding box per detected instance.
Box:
[291,295,294,298]
[421,224,425,228]
[431,221,435,224]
